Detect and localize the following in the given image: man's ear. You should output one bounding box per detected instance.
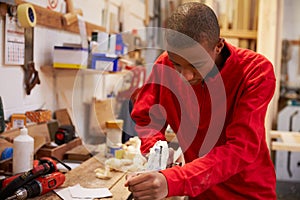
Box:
[215,38,225,54]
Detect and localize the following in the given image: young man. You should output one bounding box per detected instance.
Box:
[125,2,276,200]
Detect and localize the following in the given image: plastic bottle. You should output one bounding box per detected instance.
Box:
[105,119,123,158]
[13,127,34,174]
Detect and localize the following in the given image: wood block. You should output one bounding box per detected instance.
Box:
[33,136,47,154]
[54,109,73,126]
[28,123,51,142]
[65,145,92,161]
[47,120,59,141]
[35,137,82,160]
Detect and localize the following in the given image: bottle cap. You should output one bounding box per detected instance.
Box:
[1,147,13,160]
[106,119,123,129]
[20,127,28,135]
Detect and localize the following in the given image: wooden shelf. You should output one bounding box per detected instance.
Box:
[40,66,128,76]
[7,0,106,36]
[221,29,257,40]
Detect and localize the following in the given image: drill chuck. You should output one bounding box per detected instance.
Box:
[6,188,28,200]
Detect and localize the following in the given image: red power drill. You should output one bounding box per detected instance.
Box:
[0,157,57,189]
[0,157,65,199]
[5,171,65,200]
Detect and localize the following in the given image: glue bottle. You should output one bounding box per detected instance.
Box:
[13,127,34,174]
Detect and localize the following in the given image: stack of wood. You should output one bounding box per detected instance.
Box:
[199,0,259,51]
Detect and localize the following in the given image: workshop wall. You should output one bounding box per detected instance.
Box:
[0,0,147,123]
[0,20,81,118]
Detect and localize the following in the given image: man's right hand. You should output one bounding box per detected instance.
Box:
[124,171,168,200]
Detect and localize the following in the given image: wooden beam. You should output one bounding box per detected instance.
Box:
[289,40,300,46]
[257,0,283,149]
[0,3,7,17]
[13,0,106,36]
[221,29,257,39]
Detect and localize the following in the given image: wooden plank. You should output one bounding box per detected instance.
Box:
[239,0,251,48]
[270,130,300,152]
[35,137,82,160]
[232,0,238,30]
[281,133,300,144]
[271,142,300,152]
[107,173,131,200]
[14,0,106,36]
[65,145,92,161]
[257,1,283,149]
[270,130,300,138]
[221,29,257,39]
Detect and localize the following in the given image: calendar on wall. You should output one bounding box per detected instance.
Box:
[4,13,25,65]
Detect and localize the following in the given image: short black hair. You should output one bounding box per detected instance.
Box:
[166,2,220,49]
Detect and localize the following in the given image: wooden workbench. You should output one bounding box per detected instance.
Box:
[32,155,131,199]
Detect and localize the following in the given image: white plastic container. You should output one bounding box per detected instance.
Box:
[13,127,34,174]
[105,119,123,158]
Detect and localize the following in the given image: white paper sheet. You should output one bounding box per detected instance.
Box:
[54,184,112,200]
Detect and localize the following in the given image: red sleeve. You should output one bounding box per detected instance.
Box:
[161,61,276,197]
[131,52,170,154]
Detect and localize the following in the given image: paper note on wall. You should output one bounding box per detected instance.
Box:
[77,15,88,48]
[4,14,24,65]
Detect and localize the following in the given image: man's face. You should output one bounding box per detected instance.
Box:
[167,44,216,85]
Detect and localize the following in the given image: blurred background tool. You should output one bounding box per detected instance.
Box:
[55,125,75,145]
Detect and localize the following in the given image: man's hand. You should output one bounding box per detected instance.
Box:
[124,171,168,200]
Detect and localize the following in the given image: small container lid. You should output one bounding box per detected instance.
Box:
[106,119,123,129]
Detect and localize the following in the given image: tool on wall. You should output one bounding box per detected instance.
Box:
[17,3,40,95]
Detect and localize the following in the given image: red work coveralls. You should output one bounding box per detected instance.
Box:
[131,42,277,199]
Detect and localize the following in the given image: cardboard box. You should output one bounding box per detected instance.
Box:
[53,46,88,69]
[91,53,119,72]
[10,114,26,128]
